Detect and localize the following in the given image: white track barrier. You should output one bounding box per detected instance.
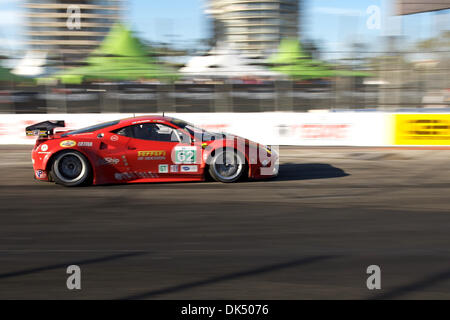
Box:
[0,112,394,146]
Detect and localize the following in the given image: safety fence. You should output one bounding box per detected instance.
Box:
[2,82,449,114]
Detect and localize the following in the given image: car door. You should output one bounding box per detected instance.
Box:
[124,122,202,179]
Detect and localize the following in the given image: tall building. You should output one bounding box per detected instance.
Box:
[23,0,125,66]
[396,0,450,15]
[206,0,300,57]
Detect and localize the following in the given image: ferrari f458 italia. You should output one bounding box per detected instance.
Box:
[26,116,279,187]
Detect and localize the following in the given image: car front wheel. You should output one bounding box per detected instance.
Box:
[208,148,246,183]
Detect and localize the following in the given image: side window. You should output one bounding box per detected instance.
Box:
[114,126,133,137]
[113,123,191,143]
[129,123,186,142]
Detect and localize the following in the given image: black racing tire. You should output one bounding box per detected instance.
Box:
[208,148,246,183]
[50,150,92,187]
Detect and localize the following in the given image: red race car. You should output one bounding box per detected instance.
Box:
[26,116,279,187]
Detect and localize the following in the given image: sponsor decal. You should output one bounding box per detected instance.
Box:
[121,155,129,167]
[278,124,350,140]
[27,129,48,137]
[60,140,77,148]
[78,142,93,147]
[138,150,166,157]
[115,171,159,181]
[104,157,120,165]
[180,165,198,173]
[148,172,159,178]
[26,130,37,137]
[137,150,166,161]
[111,135,119,142]
[394,114,450,145]
[170,165,178,173]
[40,144,48,152]
[35,170,47,179]
[132,120,150,125]
[174,146,197,164]
[139,156,166,161]
[158,164,169,173]
[300,124,349,139]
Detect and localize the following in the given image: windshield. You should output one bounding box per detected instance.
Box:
[169,118,223,141]
[184,125,207,136]
[62,120,120,137]
[186,124,225,142]
[170,119,207,135]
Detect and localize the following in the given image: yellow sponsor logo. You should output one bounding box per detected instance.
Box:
[26,130,47,137]
[394,114,450,145]
[137,150,166,157]
[60,140,77,148]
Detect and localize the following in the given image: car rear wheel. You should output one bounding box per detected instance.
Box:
[51,151,91,187]
[208,148,246,183]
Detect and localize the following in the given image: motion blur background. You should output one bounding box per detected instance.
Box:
[0,0,448,114]
[1,1,450,300]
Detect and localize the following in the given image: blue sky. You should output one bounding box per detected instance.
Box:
[127,0,206,46]
[0,0,449,58]
[129,0,449,53]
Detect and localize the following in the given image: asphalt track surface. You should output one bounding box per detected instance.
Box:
[1,145,450,299]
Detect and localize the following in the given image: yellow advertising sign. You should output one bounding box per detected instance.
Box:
[394,114,450,145]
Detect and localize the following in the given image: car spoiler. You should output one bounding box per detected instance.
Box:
[25,120,65,138]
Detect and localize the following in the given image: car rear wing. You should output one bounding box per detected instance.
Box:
[25,120,65,138]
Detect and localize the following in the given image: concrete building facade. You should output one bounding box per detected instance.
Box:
[23,0,125,66]
[206,0,300,57]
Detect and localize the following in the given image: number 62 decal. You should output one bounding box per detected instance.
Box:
[174,146,197,164]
